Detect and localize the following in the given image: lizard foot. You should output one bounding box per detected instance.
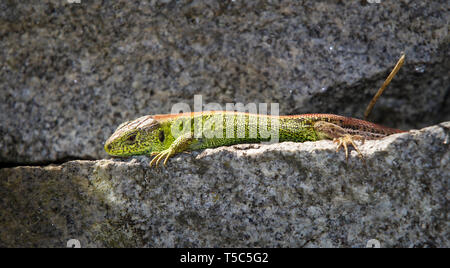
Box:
[149,149,174,167]
[148,132,195,167]
[333,134,365,163]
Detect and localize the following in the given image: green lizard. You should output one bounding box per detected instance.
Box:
[104,111,404,167]
[105,55,406,167]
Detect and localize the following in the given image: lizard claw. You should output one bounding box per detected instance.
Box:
[333,134,365,163]
[149,149,173,167]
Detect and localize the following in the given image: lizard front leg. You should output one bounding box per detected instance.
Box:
[313,121,365,162]
[149,132,194,167]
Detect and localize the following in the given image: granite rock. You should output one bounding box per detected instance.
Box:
[0,0,449,164]
[0,122,448,247]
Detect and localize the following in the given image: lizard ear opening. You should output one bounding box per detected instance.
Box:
[158,130,165,142]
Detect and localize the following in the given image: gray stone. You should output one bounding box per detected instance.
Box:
[0,0,449,164]
[0,122,448,247]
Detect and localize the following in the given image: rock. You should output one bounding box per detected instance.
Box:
[1,122,448,247]
[0,1,448,164]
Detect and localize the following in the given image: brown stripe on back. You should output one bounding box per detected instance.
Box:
[287,113,404,136]
[135,115,155,129]
[151,111,254,121]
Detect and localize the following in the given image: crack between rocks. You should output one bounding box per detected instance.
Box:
[0,156,97,168]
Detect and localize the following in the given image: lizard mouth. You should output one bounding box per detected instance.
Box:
[104,144,112,154]
[104,143,112,153]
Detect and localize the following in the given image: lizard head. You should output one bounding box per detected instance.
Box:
[104,115,168,156]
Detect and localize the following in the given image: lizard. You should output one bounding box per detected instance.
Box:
[104,54,406,167]
[104,111,405,167]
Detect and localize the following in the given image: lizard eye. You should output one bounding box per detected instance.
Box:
[158,130,165,143]
[126,134,137,144]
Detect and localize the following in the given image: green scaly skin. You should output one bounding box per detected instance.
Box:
[104,111,404,166]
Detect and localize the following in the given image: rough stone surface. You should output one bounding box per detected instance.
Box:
[1,122,448,247]
[0,0,449,164]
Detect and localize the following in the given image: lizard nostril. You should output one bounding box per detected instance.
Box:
[105,143,112,152]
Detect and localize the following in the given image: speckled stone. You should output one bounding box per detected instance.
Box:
[0,0,448,164]
[0,122,448,247]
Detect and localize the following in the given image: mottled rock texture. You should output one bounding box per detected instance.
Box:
[0,0,449,164]
[0,123,448,247]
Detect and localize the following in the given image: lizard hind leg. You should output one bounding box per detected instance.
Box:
[333,134,365,162]
[313,121,366,163]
